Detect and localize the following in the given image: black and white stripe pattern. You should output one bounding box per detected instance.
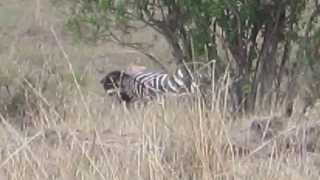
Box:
[100,67,196,104]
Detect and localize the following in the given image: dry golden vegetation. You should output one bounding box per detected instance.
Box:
[0,0,320,179]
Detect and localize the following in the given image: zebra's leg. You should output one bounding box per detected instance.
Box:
[122,101,130,113]
[131,98,150,110]
[133,100,146,110]
[155,94,165,108]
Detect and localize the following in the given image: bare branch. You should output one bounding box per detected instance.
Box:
[108,31,168,71]
[211,31,232,64]
[123,10,165,35]
[225,1,242,42]
[107,6,183,64]
[314,0,320,10]
[305,3,320,38]
[158,2,166,22]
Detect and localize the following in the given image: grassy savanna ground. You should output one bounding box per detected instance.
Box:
[0,0,320,179]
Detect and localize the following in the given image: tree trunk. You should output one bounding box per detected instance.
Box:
[256,8,285,109]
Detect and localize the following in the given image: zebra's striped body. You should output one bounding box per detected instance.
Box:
[100,67,195,104]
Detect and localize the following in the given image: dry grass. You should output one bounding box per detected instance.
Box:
[1,62,320,179]
[0,0,320,180]
[1,67,319,180]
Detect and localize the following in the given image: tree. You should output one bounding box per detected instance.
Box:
[66,0,319,111]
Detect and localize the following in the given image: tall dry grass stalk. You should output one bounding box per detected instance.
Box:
[0,55,319,179]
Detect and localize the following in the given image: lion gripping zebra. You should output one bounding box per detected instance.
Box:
[100,65,196,106]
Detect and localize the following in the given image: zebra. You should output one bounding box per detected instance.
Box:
[100,65,196,106]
